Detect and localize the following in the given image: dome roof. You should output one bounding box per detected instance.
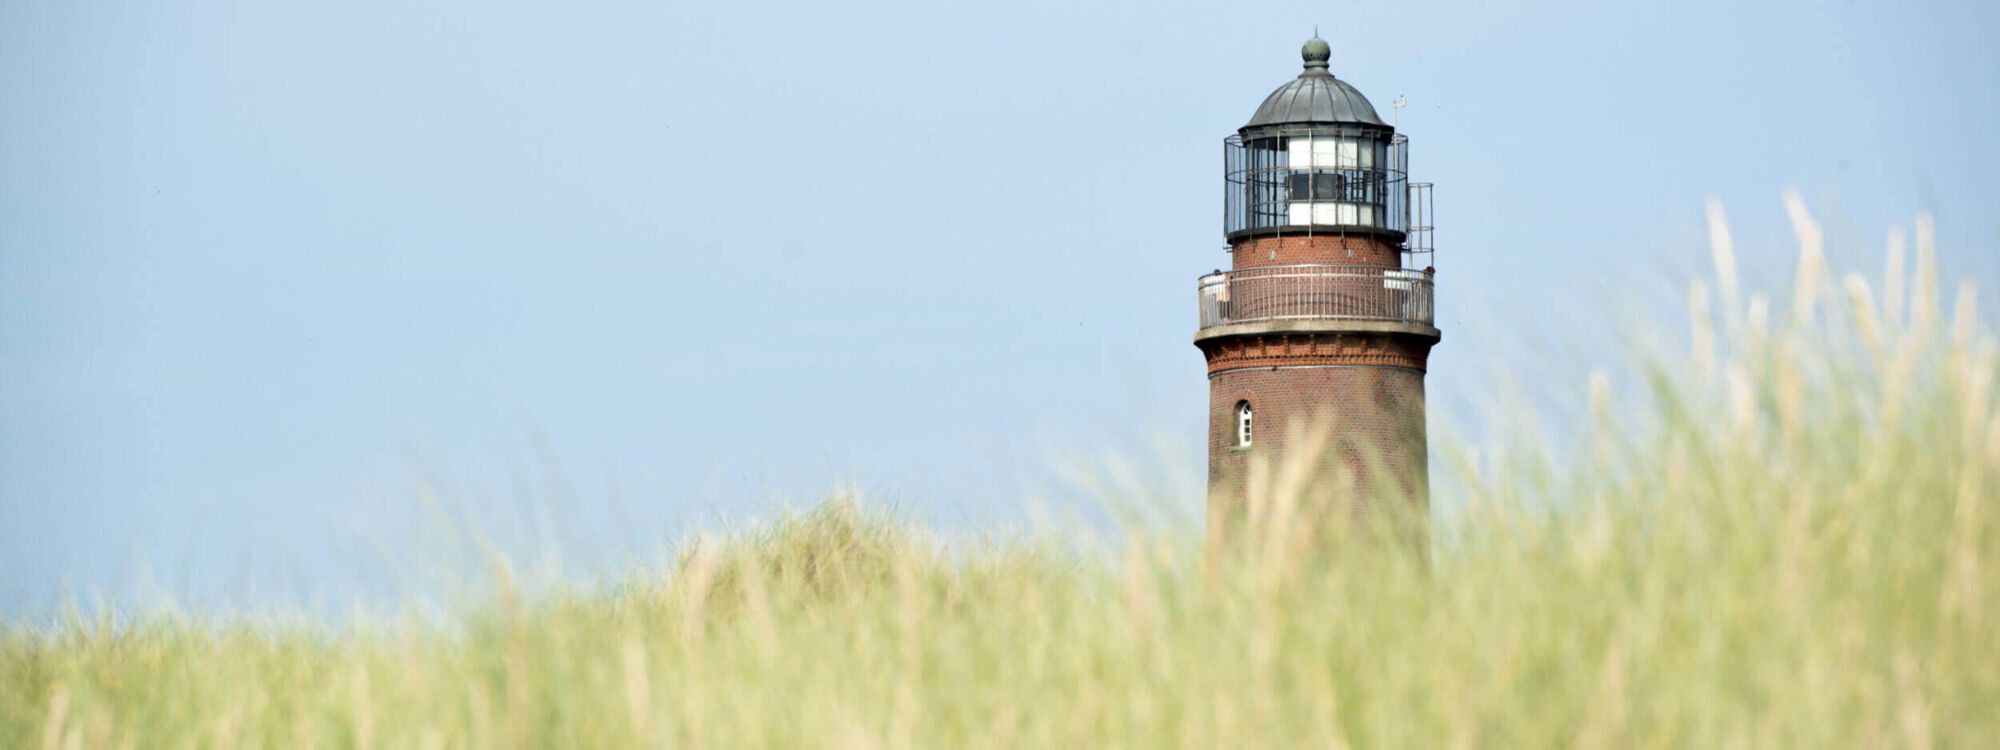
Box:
[1244,38,1385,129]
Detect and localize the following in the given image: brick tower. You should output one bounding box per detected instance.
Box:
[1196,37,1440,533]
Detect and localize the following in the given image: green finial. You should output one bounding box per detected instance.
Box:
[1302,35,1331,70]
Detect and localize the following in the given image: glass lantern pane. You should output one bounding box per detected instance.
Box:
[1287,137,1315,168]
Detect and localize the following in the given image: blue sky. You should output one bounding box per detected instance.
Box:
[4,0,1996,612]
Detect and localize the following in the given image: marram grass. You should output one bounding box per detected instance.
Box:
[5,199,1997,748]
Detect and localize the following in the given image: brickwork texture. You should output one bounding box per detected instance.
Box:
[1201,230,1437,535]
[1231,233,1403,269]
[1202,342,1431,525]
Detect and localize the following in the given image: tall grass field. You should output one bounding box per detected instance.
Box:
[6,197,1997,747]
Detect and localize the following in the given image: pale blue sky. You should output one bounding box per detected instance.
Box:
[4,0,1996,612]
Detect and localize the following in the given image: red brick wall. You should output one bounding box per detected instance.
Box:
[1231,234,1402,269]
[1201,335,1432,530]
[1203,232,1435,540]
[1200,330,1428,374]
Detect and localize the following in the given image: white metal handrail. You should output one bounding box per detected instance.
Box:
[1198,264,1434,329]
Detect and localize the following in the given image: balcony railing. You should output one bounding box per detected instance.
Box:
[1198,264,1434,330]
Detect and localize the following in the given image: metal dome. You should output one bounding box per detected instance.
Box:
[1243,38,1385,128]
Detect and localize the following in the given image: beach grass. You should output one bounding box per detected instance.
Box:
[5,197,1996,748]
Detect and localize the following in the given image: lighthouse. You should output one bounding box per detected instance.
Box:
[1197,37,1440,534]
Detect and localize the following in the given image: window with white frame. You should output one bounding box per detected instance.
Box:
[1236,401,1253,448]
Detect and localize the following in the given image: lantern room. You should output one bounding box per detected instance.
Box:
[1223,37,1413,242]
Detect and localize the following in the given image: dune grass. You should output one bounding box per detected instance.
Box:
[4,197,1997,747]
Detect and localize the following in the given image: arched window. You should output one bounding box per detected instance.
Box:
[1236,401,1254,448]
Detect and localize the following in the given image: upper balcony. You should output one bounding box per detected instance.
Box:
[1197,264,1434,334]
